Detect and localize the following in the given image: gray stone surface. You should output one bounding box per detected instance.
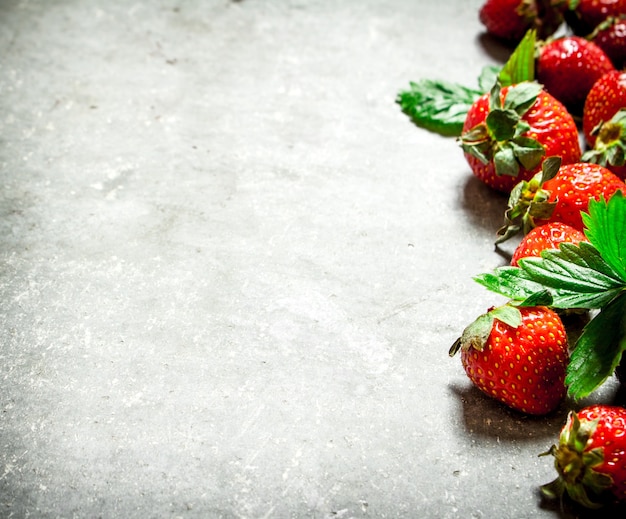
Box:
[1,1,624,518]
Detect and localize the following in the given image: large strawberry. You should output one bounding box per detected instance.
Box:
[460,82,581,193]
[536,36,615,113]
[541,405,626,507]
[510,221,587,266]
[449,304,568,415]
[496,157,625,241]
[479,0,566,43]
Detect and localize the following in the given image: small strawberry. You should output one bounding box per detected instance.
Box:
[541,405,626,507]
[449,304,569,415]
[565,0,626,34]
[460,82,581,193]
[536,36,615,113]
[479,0,566,43]
[589,15,626,69]
[510,221,587,266]
[496,157,625,241]
[583,70,626,149]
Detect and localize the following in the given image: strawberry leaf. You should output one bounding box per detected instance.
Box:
[476,241,626,309]
[474,267,549,302]
[396,79,483,137]
[487,110,519,141]
[516,243,625,309]
[565,294,626,399]
[582,191,626,283]
[503,82,542,115]
[498,29,536,87]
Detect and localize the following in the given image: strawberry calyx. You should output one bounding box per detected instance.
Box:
[540,411,613,508]
[460,81,546,179]
[448,304,522,357]
[582,108,626,170]
[495,156,561,243]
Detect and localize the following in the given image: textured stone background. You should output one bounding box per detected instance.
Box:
[1,1,623,517]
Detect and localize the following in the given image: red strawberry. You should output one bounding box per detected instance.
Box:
[590,15,626,69]
[541,405,626,507]
[510,222,587,266]
[537,36,615,113]
[583,70,626,152]
[479,0,566,43]
[565,0,626,34]
[449,304,569,415]
[538,162,625,229]
[460,82,581,193]
[496,158,625,241]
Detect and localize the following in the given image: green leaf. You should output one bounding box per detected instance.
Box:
[583,191,626,282]
[503,82,542,115]
[486,109,519,141]
[474,267,549,302]
[510,136,545,171]
[499,29,536,87]
[396,79,482,137]
[518,245,625,309]
[565,294,626,399]
[494,146,520,177]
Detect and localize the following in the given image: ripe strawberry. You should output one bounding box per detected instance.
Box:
[590,15,626,69]
[479,0,566,43]
[565,0,626,34]
[536,36,615,113]
[497,158,625,241]
[583,70,626,149]
[449,304,568,415]
[541,405,626,507]
[460,82,581,193]
[510,222,587,266]
[538,162,625,229]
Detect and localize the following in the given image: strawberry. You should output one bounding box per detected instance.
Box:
[479,0,566,43]
[541,405,626,507]
[536,36,615,113]
[510,221,587,266]
[449,304,568,415]
[583,70,626,148]
[496,157,625,241]
[565,0,626,34]
[590,15,626,69]
[460,82,581,193]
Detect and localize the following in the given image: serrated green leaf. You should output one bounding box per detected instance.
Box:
[583,191,626,282]
[565,294,626,399]
[474,268,548,302]
[503,82,542,115]
[510,137,545,171]
[486,109,519,141]
[499,29,536,87]
[397,79,482,137]
[518,247,625,309]
[494,146,520,177]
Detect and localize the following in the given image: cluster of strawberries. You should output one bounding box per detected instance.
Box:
[400,0,626,510]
